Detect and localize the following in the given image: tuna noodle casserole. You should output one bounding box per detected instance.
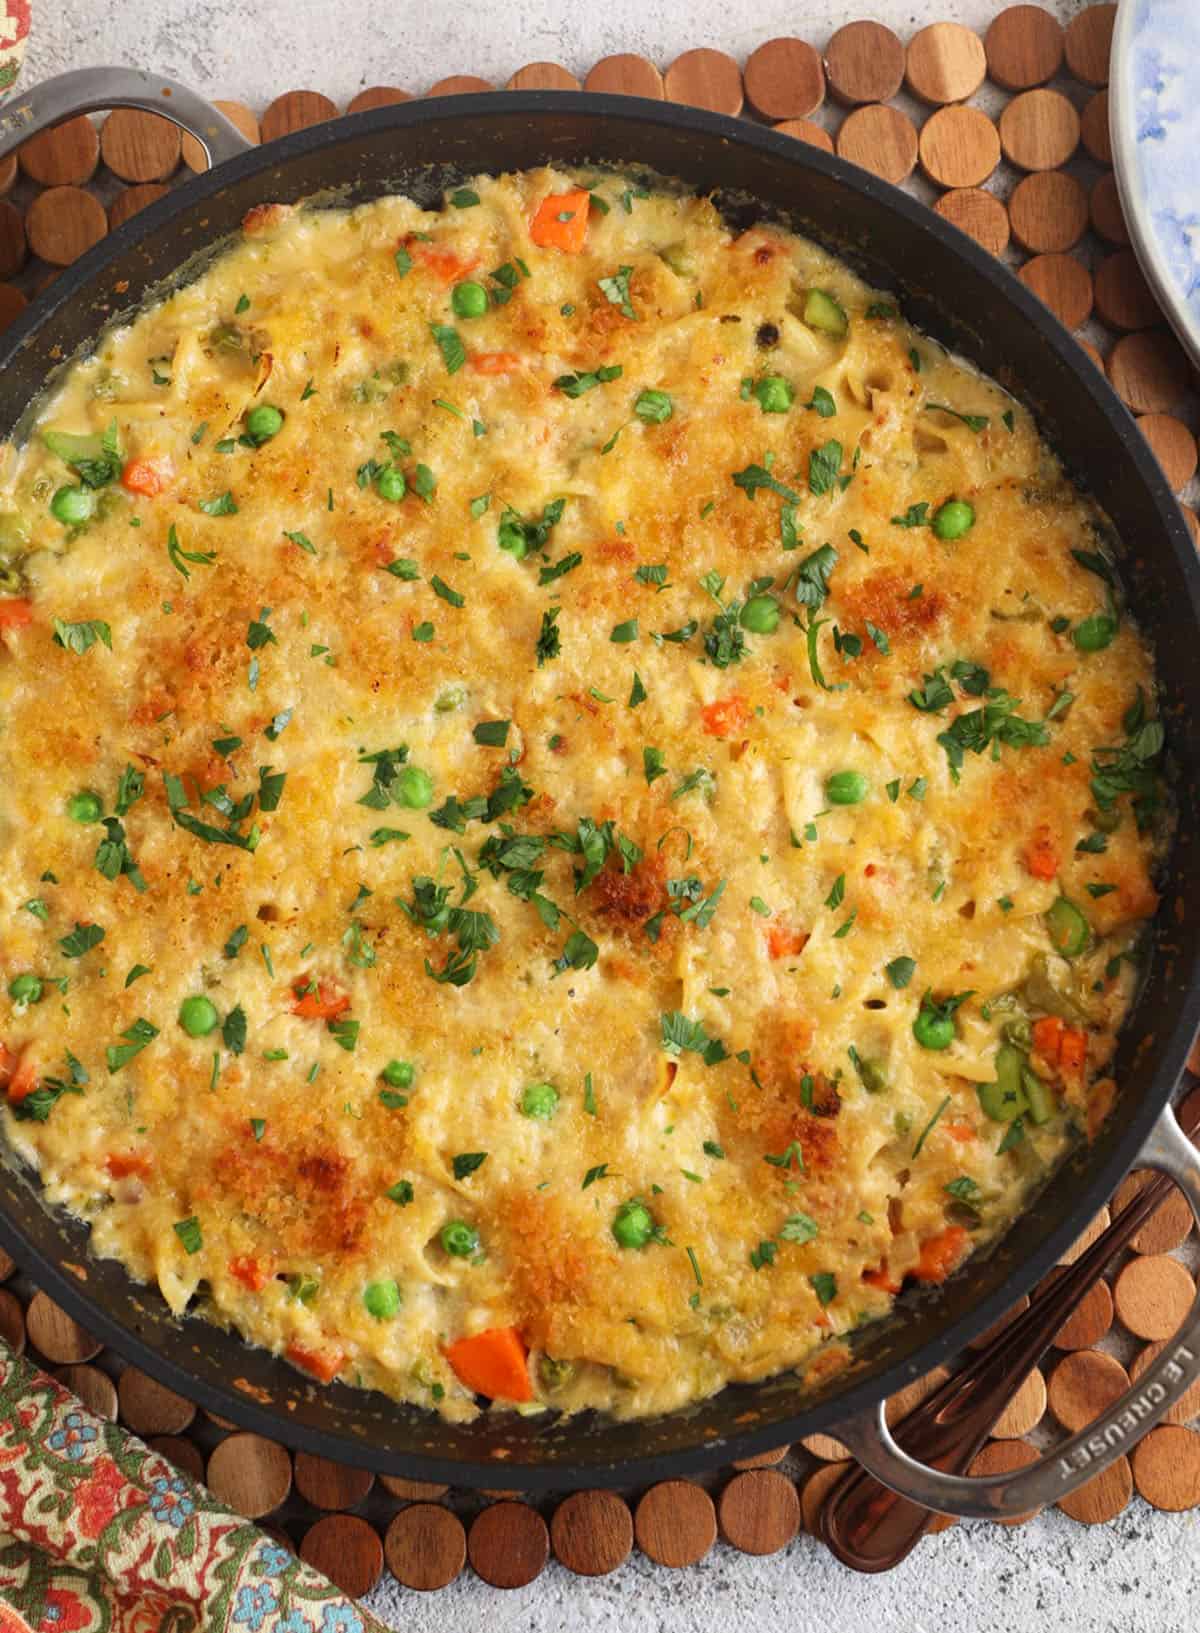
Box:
[0,171,1168,1421]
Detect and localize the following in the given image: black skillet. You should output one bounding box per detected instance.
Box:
[1,70,1199,1516]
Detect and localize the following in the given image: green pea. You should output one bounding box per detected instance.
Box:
[1045,896,1091,958]
[66,790,103,824]
[451,280,488,319]
[932,499,975,540]
[612,1199,657,1250]
[753,375,794,415]
[363,1278,402,1318]
[1072,615,1117,652]
[50,485,95,526]
[740,594,780,635]
[376,464,406,502]
[913,1001,955,1051]
[826,770,869,805]
[7,973,43,1005]
[497,519,528,560]
[520,1081,560,1120]
[634,389,673,424]
[381,1059,415,1089]
[440,1219,480,1258]
[395,765,434,808]
[178,995,219,1037]
[244,404,284,445]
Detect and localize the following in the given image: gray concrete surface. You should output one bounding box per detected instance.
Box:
[19,1,1197,1625]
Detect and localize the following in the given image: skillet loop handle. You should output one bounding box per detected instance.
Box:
[834,1096,1200,1520]
[0,67,253,168]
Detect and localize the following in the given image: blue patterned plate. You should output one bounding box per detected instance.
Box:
[1111,0,1200,367]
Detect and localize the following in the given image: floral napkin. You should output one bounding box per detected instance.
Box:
[0,2,29,98]
[0,1341,389,1633]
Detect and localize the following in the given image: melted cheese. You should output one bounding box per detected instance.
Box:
[0,171,1166,1421]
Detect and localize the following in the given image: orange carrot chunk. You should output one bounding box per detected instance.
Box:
[912,1225,970,1284]
[0,1043,15,1089]
[530,189,590,253]
[863,1265,901,1294]
[106,1151,154,1180]
[1059,1027,1088,1075]
[229,1255,270,1293]
[291,980,351,1021]
[470,350,522,376]
[121,456,173,497]
[700,695,752,739]
[0,599,33,631]
[1031,1015,1064,1063]
[445,1326,533,1402]
[1024,828,1059,880]
[766,925,808,960]
[410,241,479,283]
[6,1052,39,1104]
[286,1342,346,1384]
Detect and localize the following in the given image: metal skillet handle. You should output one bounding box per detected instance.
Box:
[0,66,253,168]
[835,1097,1200,1520]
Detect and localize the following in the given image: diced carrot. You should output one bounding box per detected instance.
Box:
[912,1225,970,1284]
[106,1152,154,1180]
[863,1266,901,1294]
[445,1326,533,1402]
[944,1120,978,1143]
[286,1342,346,1384]
[121,456,173,497]
[6,1052,39,1104]
[766,925,808,960]
[1059,1027,1088,1076]
[291,980,351,1021]
[1024,827,1059,880]
[1031,1015,1064,1063]
[700,695,752,739]
[0,1043,14,1089]
[409,241,479,283]
[0,599,33,631]
[470,351,522,376]
[229,1255,269,1293]
[529,189,590,253]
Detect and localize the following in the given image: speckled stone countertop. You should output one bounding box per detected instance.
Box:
[19,1,1197,1626]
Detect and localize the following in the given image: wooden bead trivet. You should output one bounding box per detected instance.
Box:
[1046,1266,1114,1349]
[918,106,1001,190]
[99,109,181,183]
[108,184,169,232]
[934,188,1010,256]
[181,100,260,171]
[801,1431,853,1462]
[998,88,1080,170]
[0,153,17,197]
[1095,248,1162,331]
[25,1290,100,1362]
[824,22,904,107]
[0,199,26,279]
[117,1365,196,1435]
[24,186,106,267]
[54,1363,117,1420]
[467,1501,550,1588]
[663,49,744,117]
[1064,3,1117,87]
[1080,89,1113,165]
[294,1449,374,1510]
[206,1432,292,1518]
[1131,1341,1200,1427]
[1131,1426,1200,1511]
[1060,1206,1112,1266]
[1090,172,1130,246]
[1047,1350,1130,1432]
[1113,1253,1196,1339]
[427,76,494,97]
[717,1470,801,1556]
[905,22,987,105]
[991,1367,1047,1439]
[506,63,581,92]
[984,5,1064,91]
[1058,1456,1133,1525]
[384,1503,466,1591]
[743,39,824,122]
[584,55,664,98]
[344,87,413,113]
[1009,170,1088,254]
[18,115,99,186]
[731,1443,790,1470]
[800,1462,850,1534]
[774,119,834,154]
[378,1473,449,1500]
[836,105,919,186]
[1113,1166,1196,1251]
[1019,252,1094,331]
[634,1480,717,1567]
[550,1489,634,1576]
[1136,415,1199,494]
[967,1440,1041,1525]
[0,1287,25,1353]
[300,1514,383,1600]
[260,91,337,143]
[147,1434,205,1483]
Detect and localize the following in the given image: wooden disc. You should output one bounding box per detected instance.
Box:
[426,76,494,97]
[717,1470,800,1555]
[300,1514,383,1599]
[550,1489,634,1576]
[206,1409,238,1430]
[905,23,987,106]
[1009,170,1089,253]
[999,88,1080,170]
[108,184,169,232]
[346,86,413,113]
[1080,89,1113,165]
[1095,251,1161,331]
[293,1450,374,1510]
[1114,1252,1196,1338]
[0,1246,15,1280]
[147,1434,205,1482]
[918,105,1001,189]
[1019,253,1093,330]
[181,101,260,171]
[506,62,581,91]
[1113,1167,1195,1251]
[992,1367,1048,1438]
[1131,1425,1200,1510]
[0,154,16,197]
[1042,1267,1113,1348]
[1059,1207,1111,1266]
[19,115,100,186]
[99,109,181,183]
[54,1364,117,1420]
[1138,414,1199,492]
[934,188,1010,256]
[378,1474,450,1500]
[117,1367,196,1435]
[799,1460,850,1533]
[836,104,919,185]
[774,119,834,153]
[384,1503,465,1590]
[584,55,664,98]
[24,1291,101,1363]
[634,1480,717,1567]
[966,1439,1041,1525]
[984,5,1065,90]
[1130,1340,1200,1426]
[664,49,744,117]
[1065,3,1117,87]
[887,1367,951,1423]
[25,187,108,268]
[825,21,906,106]
[1182,507,1200,549]
[468,1500,549,1588]
[801,1431,852,1461]
[205,1433,293,1519]
[743,39,825,122]
[0,199,26,279]
[261,91,338,143]
[1048,1349,1130,1431]
[1058,1455,1133,1524]
[0,1288,25,1353]
[1076,337,1104,370]
[1090,172,1130,245]
[732,1444,790,1470]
